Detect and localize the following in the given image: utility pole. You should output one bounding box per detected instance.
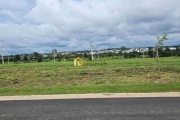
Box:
[98,50,99,60]
[8,56,9,64]
[0,46,4,64]
[90,40,94,60]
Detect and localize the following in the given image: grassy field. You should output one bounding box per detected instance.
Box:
[0,57,180,96]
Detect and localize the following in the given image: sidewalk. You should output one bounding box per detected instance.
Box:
[0,92,180,101]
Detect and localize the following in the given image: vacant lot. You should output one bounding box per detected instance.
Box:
[0,57,180,96]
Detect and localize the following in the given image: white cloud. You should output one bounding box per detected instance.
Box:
[0,10,20,20]
[0,0,180,55]
[0,0,35,12]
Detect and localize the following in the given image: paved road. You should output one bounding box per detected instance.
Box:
[0,98,180,120]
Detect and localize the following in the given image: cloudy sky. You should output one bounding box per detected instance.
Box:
[0,0,180,55]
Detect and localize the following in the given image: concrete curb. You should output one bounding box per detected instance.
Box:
[0,92,180,101]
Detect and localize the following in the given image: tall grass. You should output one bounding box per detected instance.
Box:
[0,57,180,95]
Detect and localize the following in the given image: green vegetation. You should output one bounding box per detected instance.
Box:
[0,57,180,96]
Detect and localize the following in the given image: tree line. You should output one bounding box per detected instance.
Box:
[0,46,178,64]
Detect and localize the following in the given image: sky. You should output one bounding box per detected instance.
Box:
[0,0,180,55]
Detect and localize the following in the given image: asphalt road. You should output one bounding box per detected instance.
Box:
[0,97,180,120]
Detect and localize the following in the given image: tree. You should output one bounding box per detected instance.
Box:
[120,46,126,58]
[120,46,126,51]
[33,52,38,60]
[52,49,58,62]
[175,47,180,56]
[23,54,30,63]
[84,53,88,58]
[14,54,21,63]
[155,34,168,78]
[148,47,155,58]
[56,53,63,61]
[24,56,28,62]
[163,47,172,57]
[37,54,43,62]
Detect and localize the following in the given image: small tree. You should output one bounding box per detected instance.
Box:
[155,34,168,78]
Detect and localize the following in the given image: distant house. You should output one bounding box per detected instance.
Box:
[89,51,97,55]
[122,48,149,53]
[43,54,48,58]
[169,47,176,50]
[61,51,71,55]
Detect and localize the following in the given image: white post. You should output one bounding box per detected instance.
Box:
[1,53,4,64]
[1,46,4,64]
[90,41,94,60]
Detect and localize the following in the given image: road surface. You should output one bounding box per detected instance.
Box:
[0,97,180,120]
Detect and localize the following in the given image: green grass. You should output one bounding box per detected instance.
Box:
[0,81,180,96]
[0,57,180,96]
